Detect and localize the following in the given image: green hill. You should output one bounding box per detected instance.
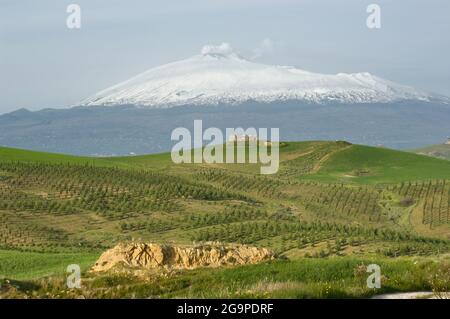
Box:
[0,141,449,298]
[3,142,450,184]
[115,142,450,183]
[0,146,127,167]
[307,144,450,184]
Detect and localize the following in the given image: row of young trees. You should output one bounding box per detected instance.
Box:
[195,168,284,198]
[390,180,450,227]
[190,219,446,247]
[280,142,349,176]
[0,162,251,220]
[180,206,267,229]
[292,183,384,222]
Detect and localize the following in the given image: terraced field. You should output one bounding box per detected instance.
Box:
[0,141,449,298]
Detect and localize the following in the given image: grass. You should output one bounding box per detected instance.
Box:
[2,256,448,299]
[0,146,95,164]
[2,142,450,184]
[306,144,450,184]
[0,249,99,280]
[0,146,129,169]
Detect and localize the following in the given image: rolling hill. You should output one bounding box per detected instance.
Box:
[0,141,449,298]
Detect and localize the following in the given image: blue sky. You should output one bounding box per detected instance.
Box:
[1,0,449,114]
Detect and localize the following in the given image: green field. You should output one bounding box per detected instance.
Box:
[2,256,448,299]
[0,141,449,298]
[0,250,99,280]
[308,144,450,184]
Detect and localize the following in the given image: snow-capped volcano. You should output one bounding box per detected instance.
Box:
[3,43,450,155]
[80,43,441,108]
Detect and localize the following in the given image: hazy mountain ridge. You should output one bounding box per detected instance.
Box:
[1,101,450,156]
[413,143,450,160]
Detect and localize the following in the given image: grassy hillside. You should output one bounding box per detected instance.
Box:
[121,142,450,183]
[0,249,99,280]
[307,144,450,184]
[0,146,93,164]
[0,141,449,298]
[0,146,128,168]
[2,256,448,298]
[3,142,450,183]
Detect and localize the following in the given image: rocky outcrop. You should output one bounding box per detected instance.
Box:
[92,242,275,272]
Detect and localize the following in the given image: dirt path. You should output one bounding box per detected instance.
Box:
[372,291,449,299]
[311,145,352,173]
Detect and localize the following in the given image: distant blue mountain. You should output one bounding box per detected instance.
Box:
[0,101,449,155]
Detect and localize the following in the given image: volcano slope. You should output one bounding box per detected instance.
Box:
[0,141,449,298]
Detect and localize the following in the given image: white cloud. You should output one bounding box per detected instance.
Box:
[201,43,234,56]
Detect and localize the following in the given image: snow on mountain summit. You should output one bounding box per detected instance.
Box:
[80,43,438,108]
